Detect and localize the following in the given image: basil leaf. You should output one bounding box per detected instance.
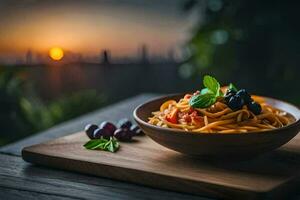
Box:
[200,88,213,95]
[92,142,107,150]
[84,137,120,153]
[203,75,220,96]
[104,140,111,149]
[112,138,120,149]
[84,138,108,149]
[189,93,216,108]
[229,83,238,92]
[107,141,116,152]
[106,138,120,152]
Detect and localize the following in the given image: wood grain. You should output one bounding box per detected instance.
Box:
[0,187,75,200]
[22,131,300,199]
[0,153,204,200]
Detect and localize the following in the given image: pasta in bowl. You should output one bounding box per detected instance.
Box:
[133,76,300,158]
[148,94,295,134]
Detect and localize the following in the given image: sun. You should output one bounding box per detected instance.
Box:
[49,47,64,61]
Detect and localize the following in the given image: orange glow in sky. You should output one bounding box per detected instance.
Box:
[0,1,194,57]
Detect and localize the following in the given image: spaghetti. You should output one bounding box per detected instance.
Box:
[148,93,294,133]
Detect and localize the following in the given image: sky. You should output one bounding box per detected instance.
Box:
[0,0,195,60]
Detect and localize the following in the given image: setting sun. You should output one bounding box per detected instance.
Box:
[49,47,64,61]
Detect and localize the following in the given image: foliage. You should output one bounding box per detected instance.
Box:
[21,90,106,131]
[0,69,34,140]
[183,0,300,103]
[0,69,106,146]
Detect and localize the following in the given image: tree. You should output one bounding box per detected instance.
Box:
[184,0,300,103]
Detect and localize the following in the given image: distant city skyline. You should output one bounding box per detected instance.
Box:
[0,0,196,64]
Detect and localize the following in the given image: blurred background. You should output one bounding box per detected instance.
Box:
[0,0,299,146]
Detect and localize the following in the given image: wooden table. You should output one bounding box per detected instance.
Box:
[0,94,210,200]
[0,94,299,200]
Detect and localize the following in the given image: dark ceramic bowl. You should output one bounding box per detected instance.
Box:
[133,94,300,158]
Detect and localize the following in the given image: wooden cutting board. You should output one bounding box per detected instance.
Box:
[22,132,300,199]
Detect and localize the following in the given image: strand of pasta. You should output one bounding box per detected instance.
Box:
[192,119,236,132]
[196,108,232,118]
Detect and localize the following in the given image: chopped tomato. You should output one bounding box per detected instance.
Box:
[189,111,203,126]
[184,94,192,99]
[166,108,178,124]
[192,116,203,126]
[188,107,195,114]
[182,114,191,123]
[193,90,200,95]
[190,111,199,117]
[177,112,184,118]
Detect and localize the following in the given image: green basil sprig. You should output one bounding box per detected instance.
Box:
[84,137,120,153]
[189,75,223,108]
[190,93,216,108]
[228,83,238,92]
[203,75,221,96]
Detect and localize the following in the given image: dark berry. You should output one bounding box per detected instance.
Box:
[99,121,116,134]
[113,128,132,141]
[121,130,133,141]
[236,89,252,104]
[224,93,234,103]
[93,128,113,139]
[113,129,124,140]
[130,124,144,136]
[247,101,262,115]
[224,89,236,103]
[226,89,236,96]
[117,118,132,129]
[129,124,139,134]
[84,124,98,139]
[228,95,244,111]
[135,128,144,136]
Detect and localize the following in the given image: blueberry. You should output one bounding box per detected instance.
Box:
[224,93,234,103]
[113,128,132,141]
[228,95,244,111]
[99,121,116,134]
[84,124,99,139]
[226,89,236,96]
[247,101,262,115]
[224,89,236,103]
[236,89,252,104]
[93,128,113,139]
[117,118,132,129]
[130,124,144,136]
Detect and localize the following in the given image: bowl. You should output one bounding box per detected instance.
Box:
[133,94,300,159]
